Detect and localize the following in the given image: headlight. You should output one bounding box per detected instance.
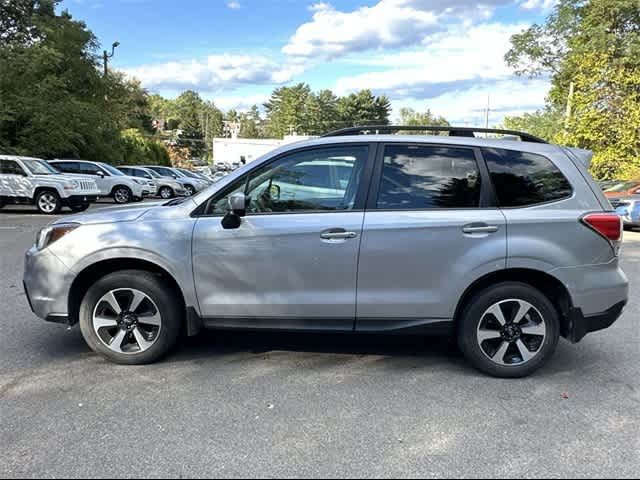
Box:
[64,181,80,191]
[35,223,80,251]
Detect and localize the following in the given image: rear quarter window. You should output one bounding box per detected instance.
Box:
[483,148,573,207]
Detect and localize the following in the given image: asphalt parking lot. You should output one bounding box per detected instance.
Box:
[1,202,639,478]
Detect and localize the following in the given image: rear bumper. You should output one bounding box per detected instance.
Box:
[566,301,627,343]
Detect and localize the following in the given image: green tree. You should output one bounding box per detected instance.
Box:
[505,0,640,179]
[502,109,563,142]
[398,107,449,127]
[264,83,314,137]
[173,90,205,159]
[336,90,391,127]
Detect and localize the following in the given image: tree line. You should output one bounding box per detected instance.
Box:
[503,0,640,179]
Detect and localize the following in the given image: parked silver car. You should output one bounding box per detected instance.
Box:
[117,166,186,200]
[23,127,629,377]
[145,166,202,196]
[50,160,148,204]
[1,156,100,214]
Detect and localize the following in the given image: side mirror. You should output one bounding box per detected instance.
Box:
[221,192,247,229]
[97,171,105,178]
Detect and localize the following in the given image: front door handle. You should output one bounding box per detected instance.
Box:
[320,229,358,240]
[462,224,499,234]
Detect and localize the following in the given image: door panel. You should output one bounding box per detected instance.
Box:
[356,209,506,321]
[355,143,507,325]
[193,212,364,321]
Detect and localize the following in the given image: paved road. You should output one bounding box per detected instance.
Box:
[1,203,639,478]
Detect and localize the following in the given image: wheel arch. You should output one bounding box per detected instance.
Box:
[33,186,62,202]
[453,268,573,339]
[110,184,132,197]
[68,258,199,335]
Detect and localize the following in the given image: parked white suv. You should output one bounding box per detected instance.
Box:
[0,156,100,214]
[50,160,148,204]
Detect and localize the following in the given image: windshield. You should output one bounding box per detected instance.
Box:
[100,163,125,176]
[145,169,162,178]
[151,167,178,178]
[22,159,60,175]
[605,181,640,193]
[178,168,201,179]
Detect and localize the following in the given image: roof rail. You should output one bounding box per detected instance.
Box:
[321,125,549,144]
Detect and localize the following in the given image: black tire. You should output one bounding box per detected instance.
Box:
[184,184,196,196]
[79,270,183,365]
[112,186,132,204]
[69,203,90,213]
[35,190,62,215]
[458,282,560,378]
[159,186,174,199]
[0,198,4,210]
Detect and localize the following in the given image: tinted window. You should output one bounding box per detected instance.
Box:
[118,167,132,176]
[0,160,26,175]
[78,163,104,176]
[206,146,369,215]
[53,162,79,173]
[377,145,481,209]
[483,148,573,207]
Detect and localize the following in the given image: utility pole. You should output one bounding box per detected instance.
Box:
[103,41,120,76]
[484,95,491,130]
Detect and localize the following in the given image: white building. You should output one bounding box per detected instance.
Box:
[212,134,316,166]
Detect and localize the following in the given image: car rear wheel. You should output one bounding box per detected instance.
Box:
[458,282,560,378]
[159,186,174,199]
[35,190,62,215]
[113,186,132,204]
[79,270,183,364]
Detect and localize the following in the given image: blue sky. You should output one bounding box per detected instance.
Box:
[63,0,557,126]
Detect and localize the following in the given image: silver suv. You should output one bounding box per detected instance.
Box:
[50,160,148,203]
[23,127,629,377]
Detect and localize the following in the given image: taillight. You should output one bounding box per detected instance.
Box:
[582,213,622,242]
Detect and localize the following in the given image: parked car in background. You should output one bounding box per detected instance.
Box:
[117,166,187,200]
[211,172,227,183]
[1,156,100,214]
[145,166,202,196]
[23,126,628,378]
[50,160,148,204]
[115,166,157,198]
[598,179,622,191]
[603,180,640,229]
[603,180,640,198]
[176,168,213,187]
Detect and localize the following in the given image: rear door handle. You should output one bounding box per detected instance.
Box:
[320,229,358,240]
[462,224,499,234]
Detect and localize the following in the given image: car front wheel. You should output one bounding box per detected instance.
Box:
[35,190,62,214]
[159,187,174,199]
[79,270,183,364]
[184,185,196,196]
[458,282,560,378]
[113,187,132,204]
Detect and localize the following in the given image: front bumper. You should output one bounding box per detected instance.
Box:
[23,247,74,324]
[62,195,99,206]
[566,301,627,343]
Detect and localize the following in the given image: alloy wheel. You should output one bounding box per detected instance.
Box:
[114,188,130,204]
[92,288,162,354]
[160,187,172,199]
[38,193,58,213]
[476,299,547,366]
[184,185,195,196]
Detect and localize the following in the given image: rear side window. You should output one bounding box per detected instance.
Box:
[376,145,481,209]
[53,162,79,173]
[483,148,573,207]
[0,160,26,175]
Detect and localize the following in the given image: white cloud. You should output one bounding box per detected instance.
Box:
[213,94,269,111]
[124,55,304,92]
[520,0,558,10]
[283,0,513,59]
[227,0,240,9]
[334,23,528,94]
[392,78,551,125]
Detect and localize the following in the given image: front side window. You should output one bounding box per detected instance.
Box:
[53,162,79,173]
[376,145,481,209]
[206,146,369,215]
[78,163,104,176]
[0,160,27,176]
[483,148,573,207]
